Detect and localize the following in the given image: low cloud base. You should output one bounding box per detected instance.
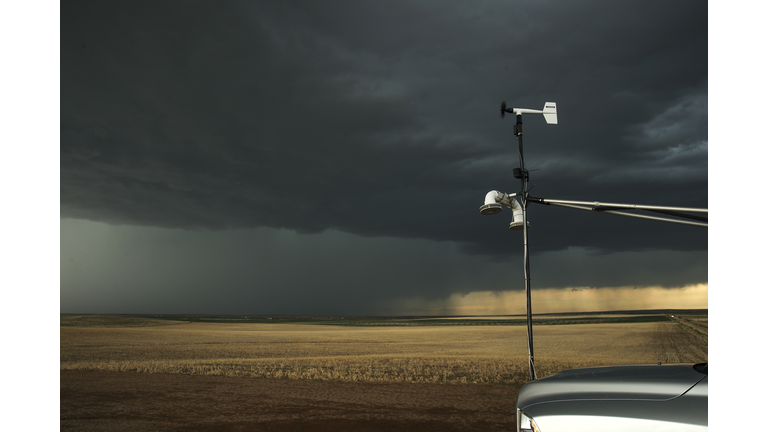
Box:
[387,284,708,316]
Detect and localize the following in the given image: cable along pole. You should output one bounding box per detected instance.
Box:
[495,100,558,382]
[515,113,536,381]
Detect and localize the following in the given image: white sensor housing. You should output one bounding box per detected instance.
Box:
[480,190,530,230]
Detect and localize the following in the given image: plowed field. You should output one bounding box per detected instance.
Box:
[61,370,522,431]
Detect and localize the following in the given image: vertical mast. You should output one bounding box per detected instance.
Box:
[516,113,536,381]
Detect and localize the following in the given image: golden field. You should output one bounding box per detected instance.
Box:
[60,316,707,385]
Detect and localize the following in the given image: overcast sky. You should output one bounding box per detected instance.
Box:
[59,0,710,316]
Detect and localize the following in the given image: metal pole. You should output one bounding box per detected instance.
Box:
[530,201,708,227]
[531,198,708,213]
[516,114,536,381]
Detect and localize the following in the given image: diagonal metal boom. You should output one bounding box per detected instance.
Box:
[528,198,708,227]
[534,198,707,213]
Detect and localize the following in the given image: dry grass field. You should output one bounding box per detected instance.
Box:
[60,316,707,385]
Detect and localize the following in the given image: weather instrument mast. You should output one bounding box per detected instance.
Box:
[481,101,707,382]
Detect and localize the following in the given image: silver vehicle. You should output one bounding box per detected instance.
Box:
[516,363,707,431]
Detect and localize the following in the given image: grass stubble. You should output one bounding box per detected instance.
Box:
[60,315,707,385]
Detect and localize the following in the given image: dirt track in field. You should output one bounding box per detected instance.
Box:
[61,370,522,431]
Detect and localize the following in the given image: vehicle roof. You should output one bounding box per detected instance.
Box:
[517,363,707,410]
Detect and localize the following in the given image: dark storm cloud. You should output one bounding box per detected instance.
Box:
[60,220,705,315]
[61,0,707,257]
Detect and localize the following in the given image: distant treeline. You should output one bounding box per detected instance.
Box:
[124,314,675,326]
[61,309,705,327]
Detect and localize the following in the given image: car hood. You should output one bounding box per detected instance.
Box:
[517,363,706,410]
